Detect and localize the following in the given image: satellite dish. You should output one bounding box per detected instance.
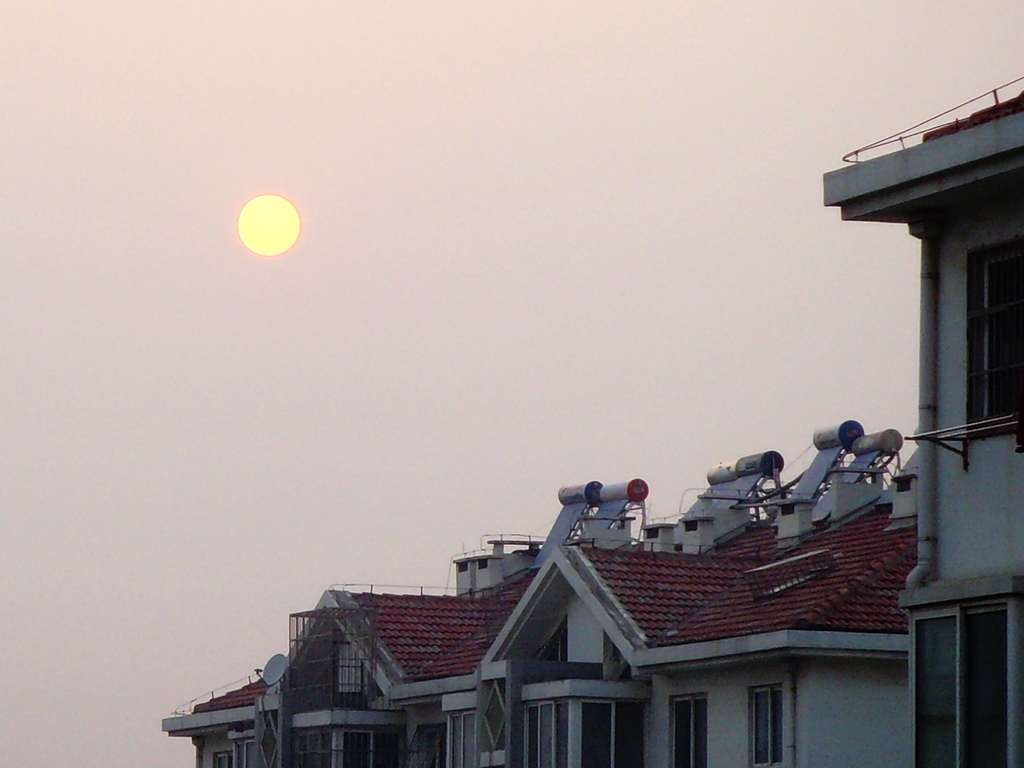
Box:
[260,653,288,686]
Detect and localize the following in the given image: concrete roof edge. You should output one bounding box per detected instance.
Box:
[634,629,908,668]
[823,110,1024,209]
[162,704,258,734]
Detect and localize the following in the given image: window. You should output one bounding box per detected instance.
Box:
[234,741,255,768]
[749,686,783,766]
[336,639,368,708]
[525,702,568,768]
[294,729,332,768]
[580,701,644,768]
[448,711,476,768]
[916,617,956,768]
[331,730,402,768]
[673,696,707,768]
[407,725,446,768]
[536,619,568,662]
[967,241,1024,420]
[213,752,233,768]
[965,611,1007,767]
[914,608,1008,768]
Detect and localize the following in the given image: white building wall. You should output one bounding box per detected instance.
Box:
[566,596,603,663]
[932,198,1024,581]
[648,656,908,768]
[199,733,235,768]
[797,658,909,768]
[650,661,790,768]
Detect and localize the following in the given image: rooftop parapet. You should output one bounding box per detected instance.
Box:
[824,94,1024,223]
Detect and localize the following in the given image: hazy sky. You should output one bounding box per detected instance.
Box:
[2,3,1022,765]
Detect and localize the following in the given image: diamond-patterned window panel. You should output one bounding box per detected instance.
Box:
[482,680,506,751]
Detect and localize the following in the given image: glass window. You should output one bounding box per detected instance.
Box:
[526,703,555,768]
[536,619,569,662]
[673,696,707,768]
[527,705,540,768]
[965,611,1007,768]
[581,703,612,768]
[213,752,233,768]
[294,730,331,768]
[234,741,255,768]
[462,714,475,768]
[580,701,644,768]
[330,730,402,768]
[373,732,402,768]
[770,688,783,764]
[614,702,644,767]
[915,609,1010,768]
[750,686,783,766]
[448,711,475,768]
[916,616,956,768]
[407,725,445,768]
[555,702,568,768]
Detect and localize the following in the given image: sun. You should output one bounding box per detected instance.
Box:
[237,194,301,257]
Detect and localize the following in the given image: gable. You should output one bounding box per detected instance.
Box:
[485,550,641,667]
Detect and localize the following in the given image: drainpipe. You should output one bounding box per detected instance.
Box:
[787,659,799,768]
[906,218,942,589]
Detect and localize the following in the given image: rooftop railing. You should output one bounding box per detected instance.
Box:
[843,75,1024,163]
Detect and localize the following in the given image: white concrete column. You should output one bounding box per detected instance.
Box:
[648,675,670,768]
[786,661,799,768]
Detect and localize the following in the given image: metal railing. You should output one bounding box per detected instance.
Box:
[171,673,261,716]
[843,75,1024,163]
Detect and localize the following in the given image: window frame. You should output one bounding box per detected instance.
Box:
[448,710,476,768]
[671,696,704,768]
[966,240,1024,421]
[671,694,708,768]
[233,740,255,768]
[524,700,569,768]
[335,638,369,709]
[579,699,645,768]
[912,603,1010,768]
[330,728,403,768]
[293,728,332,768]
[748,685,783,767]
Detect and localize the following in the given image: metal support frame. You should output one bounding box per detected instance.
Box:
[907,414,1018,471]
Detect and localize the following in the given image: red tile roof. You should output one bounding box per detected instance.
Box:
[581,506,916,647]
[349,570,534,682]
[192,679,268,713]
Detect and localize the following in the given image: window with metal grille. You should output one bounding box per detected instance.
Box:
[336,640,367,708]
[330,730,402,768]
[967,242,1024,420]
